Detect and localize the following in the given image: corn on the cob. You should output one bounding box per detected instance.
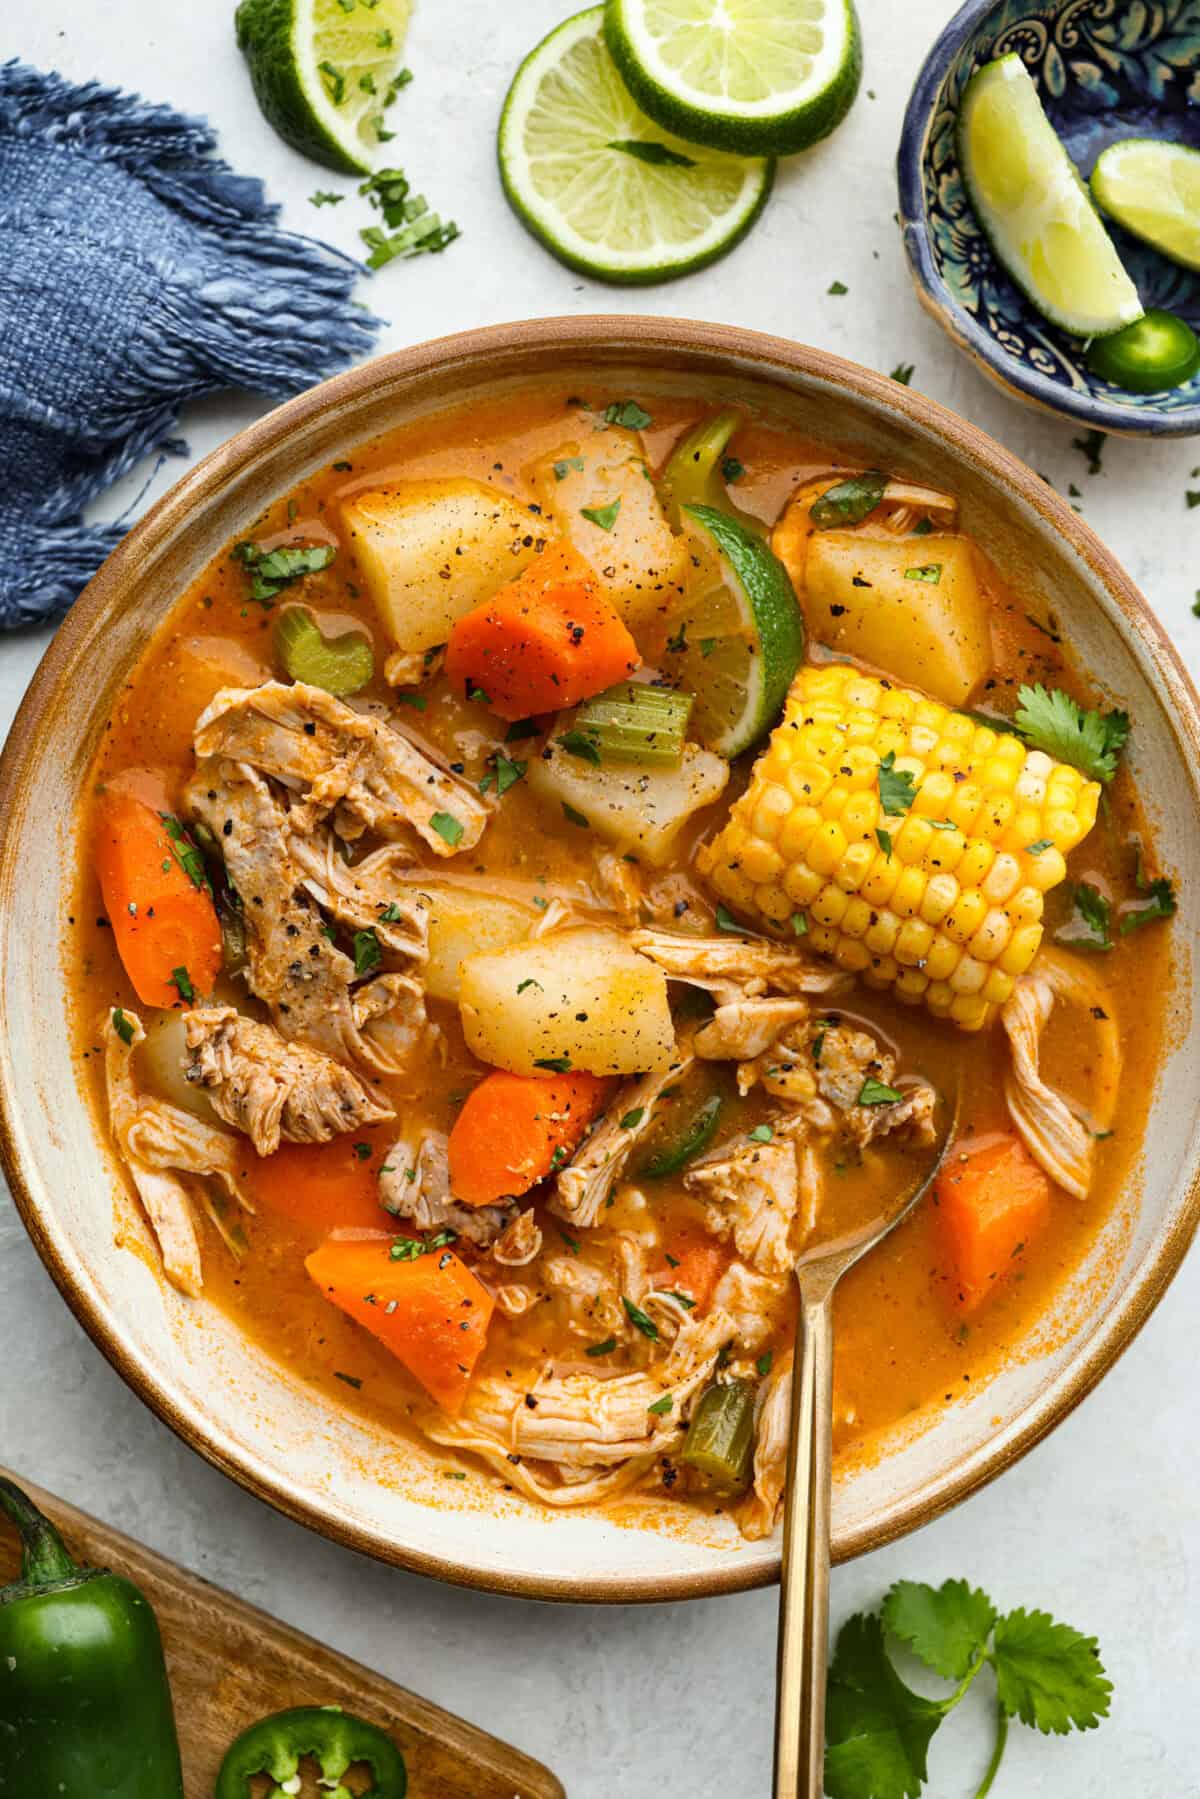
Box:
[697,664,1100,1030]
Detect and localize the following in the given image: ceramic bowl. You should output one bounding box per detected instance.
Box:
[899,0,1200,436]
[2,318,1199,1601]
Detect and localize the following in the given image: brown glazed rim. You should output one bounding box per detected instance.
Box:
[2,317,1199,1604]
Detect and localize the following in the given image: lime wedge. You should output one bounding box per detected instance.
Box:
[661,505,804,758]
[958,55,1143,338]
[1091,138,1200,273]
[498,6,773,284]
[236,0,411,176]
[605,0,861,156]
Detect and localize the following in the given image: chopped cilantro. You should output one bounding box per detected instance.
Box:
[517,977,542,995]
[877,750,918,817]
[828,279,848,295]
[603,399,654,430]
[112,1008,134,1047]
[586,1336,617,1357]
[169,966,195,1004]
[553,456,585,481]
[756,1351,774,1377]
[1013,684,1129,783]
[1072,428,1107,475]
[310,190,345,207]
[562,801,590,828]
[557,729,602,766]
[353,928,382,976]
[722,456,745,482]
[429,811,464,847]
[858,1076,904,1106]
[535,1055,572,1073]
[890,362,915,385]
[231,540,335,606]
[876,828,893,856]
[791,911,808,935]
[580,499,621,531]
[748,1123,774,1143]
[390,1229,457,1262]
[904,562,942,584]
[715,904,746,934]
[810,471,887,530]
[620,1108,646,1129]
[622,1296,659,1341]
[647,1394,674,1416]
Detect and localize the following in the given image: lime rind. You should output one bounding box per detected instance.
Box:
[1091,138,1200,274]
[604,0,862,157]
[236,0,411,176]
[498,6,774,285]
[957,55,1142,340]
[665,504,804,758]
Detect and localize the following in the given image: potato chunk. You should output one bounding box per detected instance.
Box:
[341,479,541,661]
[416,884,541,1003]
[529,429,688,633]
[459,928,674,1076]
[803,532,992,706]
[527,739,729,867]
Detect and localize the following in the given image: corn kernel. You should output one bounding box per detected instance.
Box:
[866,953,900,988]
[860,853,901,907]
[914,771,956,816]
[751,785,793,842]
[840,792,879,841]
[1008,886,1044,925]
[924,934,961,981]
[1025,845,1066,891]
[811,884,849,929]
[949,992,990,1029]
[756,884,792,925]
[948,782,983,832]
[969,907,1012,962]
[741,840,783,883]
[845,675,883,710]
[783,862,825,906]
[982,966,1015,1007]
[806,820,848,876]
[895,967,930,1002]
[982,852,1022,904]
[865,910,900,956]
[836,839,876,892]
[980,754,1018,792]
[779,806,822,860]
[878,686,914,722]
[944,889,989,943]
[920,872,959,924]
[788,762,831,804]
[896,918,935,965]
[926,980,955,1017]
[894,817,934,864]
[807,922,838,956]
[834,936,872,974]
[892,866,929,918]
[1000,922,1043,974]
[949,954,987,995]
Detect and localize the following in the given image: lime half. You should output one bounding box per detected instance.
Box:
[958,55,1143,338]
[662,505,804,758]
[236,0,412,176]
[498,6,774,284]
[1092,138,1200,273]
[605,0,861,157]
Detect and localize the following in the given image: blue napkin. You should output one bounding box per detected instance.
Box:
[0,60,381,628]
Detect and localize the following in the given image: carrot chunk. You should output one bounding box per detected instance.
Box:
[242,1136,390,1236]
[448,1070,612,1206]
[649,1228,731,1313]
[935,1135,1052,1315]
[95,773,223,1009]
[444,540,641,720]
[305,1237,494,1414]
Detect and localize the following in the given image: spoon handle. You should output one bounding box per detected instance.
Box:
[773,1281,836,1799]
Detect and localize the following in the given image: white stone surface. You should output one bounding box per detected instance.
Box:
[1,3,1197,1793]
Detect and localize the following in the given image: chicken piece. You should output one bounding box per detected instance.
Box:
[378,1128,515,1250]
[550,1057,694,1228]
[1002,948,1119,1199]
[193,680,488,856]
[694,997,811,1082]
[105,1009,252,1297]
[288,832,430,961]
[592,850,645,925]
[489,1208,543,1268]
[710,1262,790,1355]
[183,1007,394,1158]
[630,929,845,1004]
[685,1138,800,1277]
[741,1351,793,1540]
[813,1024,937,1150]
[186,762,428,1074]
[424,1309,732,1507]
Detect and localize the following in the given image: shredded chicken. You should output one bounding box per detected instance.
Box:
[1002,947,1120,1198]
[631,929,845,1004]
[593,851,645,924]
[384,645,444,688]
[685,1138,800,1276]
[807,1024,937,1150]
[193,680,489,855]
[711,1262,790,1354]
[105,1009,252,1297]
[489,1209,543,1268]
[183,1006,394,1157]
[288,832,430,960]
[186,761,429,1073]
[424,1309,733,1508]
[694,997,811,1087]
[378,1128,515,1249]
[550,1057,694,1228]
[741,1351,793,1539]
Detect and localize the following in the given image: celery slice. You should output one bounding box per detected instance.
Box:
[681,1379,756,1488]
[570,682,693,767]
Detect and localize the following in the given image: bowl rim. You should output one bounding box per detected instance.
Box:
[3,313,1200,1603]
[896,0,1200,438]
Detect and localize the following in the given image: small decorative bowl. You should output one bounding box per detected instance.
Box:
[898,0,1200,436]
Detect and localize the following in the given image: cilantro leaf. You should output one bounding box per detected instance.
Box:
[603,399,654,429]
[878,751,918,817]
[991,1609,1112,1735]
[883,1579,997,1681]
[581,499,621,531]
[622,1295,659,1341]
[429,810,464,847]
[825,1613,944,1799]
[353,928,382,976]
[858,1077,904,1106]
[810,471,887,530]
[1057,883,1112,952]
[1120,847,1176,933]
[1013,684,1129,783]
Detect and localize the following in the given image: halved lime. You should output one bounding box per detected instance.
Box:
[1091,138,1200,272]
[661,505,804,758]
[605,0,861,157]
[958,55,1143,338]
[498,6,773,284]
[236,0,411,176]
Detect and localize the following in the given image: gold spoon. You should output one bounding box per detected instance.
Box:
[772,1100,958,1798]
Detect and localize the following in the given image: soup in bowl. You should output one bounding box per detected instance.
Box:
[1,320,1196,1599]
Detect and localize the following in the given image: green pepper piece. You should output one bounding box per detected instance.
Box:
[216,1704,407,1799]
[637,1086,724,1179]
[681,1379,756,1489]
[274,605,375,697]
[1086,308,1200,393]
[659,408,763,536]
[0,1477,185,1798]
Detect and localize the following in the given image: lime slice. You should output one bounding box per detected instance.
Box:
[605,0,861,157]
[1091,138,1200,272]
[958,55,1143,338]
[498,6,774,284]
[662,505,804,758]
[236,0,411,176]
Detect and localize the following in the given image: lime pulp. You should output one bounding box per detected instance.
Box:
[1091,137,1200,273]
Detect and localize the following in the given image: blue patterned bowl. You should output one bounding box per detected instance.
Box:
[899,0,1200,436]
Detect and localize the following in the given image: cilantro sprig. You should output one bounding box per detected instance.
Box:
[1013,684,1129,784]
[825,1579,1111,1799]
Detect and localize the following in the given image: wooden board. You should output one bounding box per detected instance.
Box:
[0,1470,564,1799]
